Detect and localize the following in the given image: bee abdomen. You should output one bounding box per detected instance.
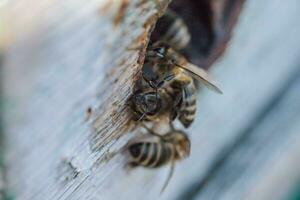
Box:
[179,81,197,128]
[154,144,174,167]
[154,10,191,50]
[129,142,174,168]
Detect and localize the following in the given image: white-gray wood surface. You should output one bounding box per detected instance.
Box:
[2,0,300,200]
[0,159,4,199]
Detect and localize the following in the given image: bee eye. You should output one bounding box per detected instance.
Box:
[153,47,165,57]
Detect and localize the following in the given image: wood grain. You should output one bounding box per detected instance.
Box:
[2,0,170,199]
[2,0,300,199]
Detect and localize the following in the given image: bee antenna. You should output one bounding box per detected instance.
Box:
[137,112,146,121]
[160,161,175,194]
[141,123,163,138]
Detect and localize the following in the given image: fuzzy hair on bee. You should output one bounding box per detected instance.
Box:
[131,41,221,128]
[129,7,222,128]
[126,7,223,194]
[127,124,190,192]
[130,78,177,122]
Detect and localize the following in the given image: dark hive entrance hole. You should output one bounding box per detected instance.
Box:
[150,0,245,69]
[171,0,214,57]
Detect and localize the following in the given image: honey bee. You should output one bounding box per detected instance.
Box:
[132,41,222,127]
[130,77,181,122]
[128,124,190,192]
[130,8,222,127]
[151,9,191,50]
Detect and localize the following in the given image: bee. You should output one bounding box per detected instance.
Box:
[130,8,222,127]
[130,77,181,122]
[132,41,222,127]
[127,124,190,192]
[150,9,191,51]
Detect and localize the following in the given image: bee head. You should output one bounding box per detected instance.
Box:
[132,91,160,116]
[147,41,170,59]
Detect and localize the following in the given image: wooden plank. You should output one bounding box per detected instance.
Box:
[0,54,7,199]
[2,0,300,200]
[0,151,4,199]
[2,0,170,199]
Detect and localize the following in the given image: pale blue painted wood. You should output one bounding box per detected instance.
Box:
[2,0,300,200]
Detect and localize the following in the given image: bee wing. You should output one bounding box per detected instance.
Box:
[175,62,223,94]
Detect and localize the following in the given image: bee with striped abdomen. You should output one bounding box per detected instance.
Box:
[133,41,222,127]
[130,8,222,127]
[127,124,190,192]
[150,9,191,51]
[130,75,182,123]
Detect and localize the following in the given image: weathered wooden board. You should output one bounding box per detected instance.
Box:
[2,0,171,199]
[2,0,300,200]
[0,151,4,199]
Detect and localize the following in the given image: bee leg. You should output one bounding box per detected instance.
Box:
[156,74,176,90]
[163,73,175,82]
[137,112,147,121]
[141,75,160,109]
[154,74,176,109]
[126,102,143,121]
[141,123,163,138]
[169,90,182,120]
[160,161,175,194]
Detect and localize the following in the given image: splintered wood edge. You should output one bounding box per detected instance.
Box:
[88,0,172,159]
[2,0,172,197]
